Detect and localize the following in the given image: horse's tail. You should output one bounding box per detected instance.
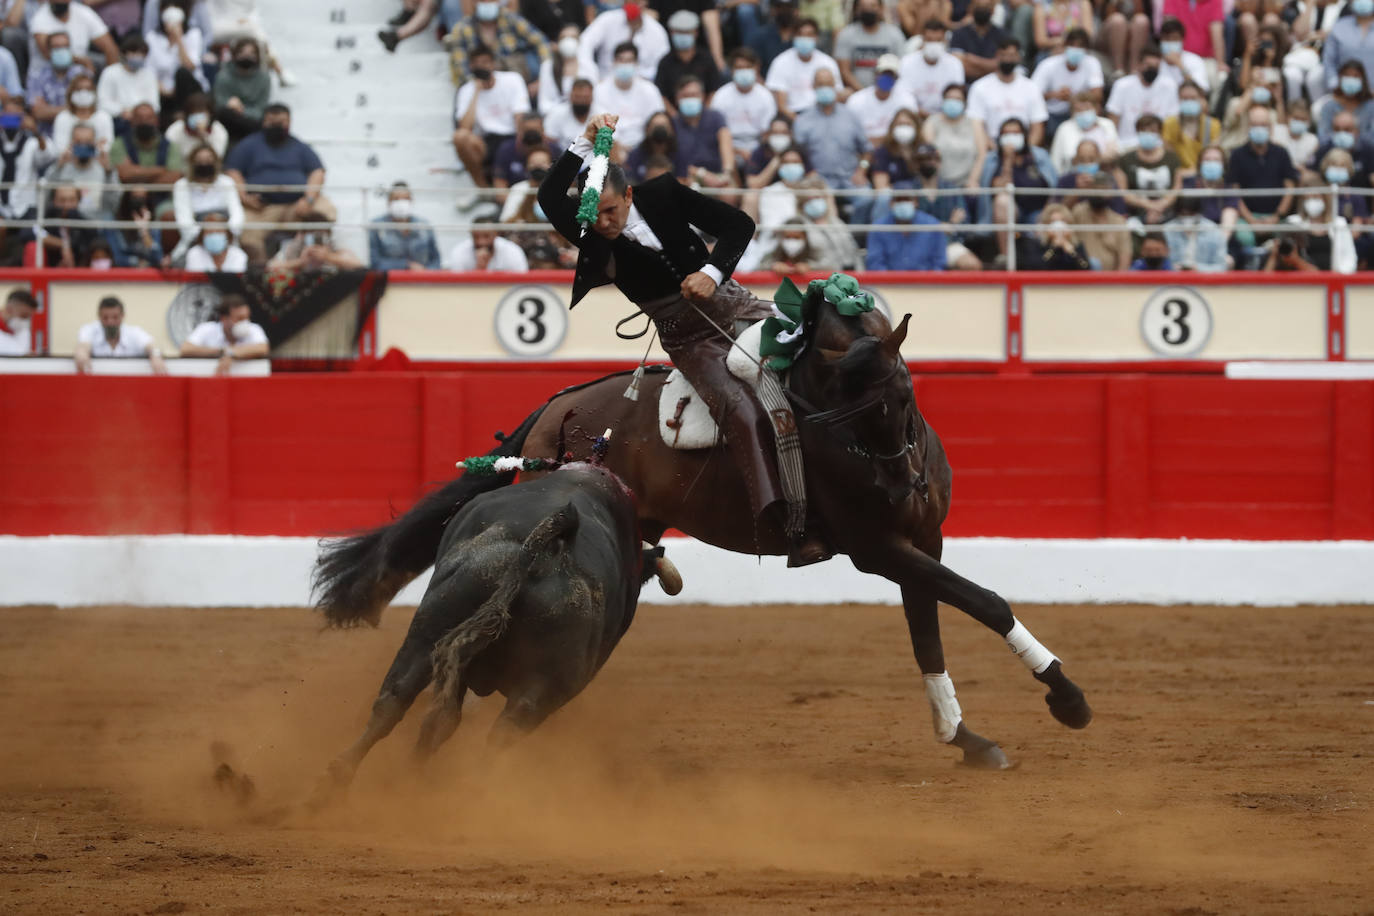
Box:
[311,404,547,628]
[430,502,579,696]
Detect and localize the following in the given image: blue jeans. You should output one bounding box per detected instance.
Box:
[440,0,465,31]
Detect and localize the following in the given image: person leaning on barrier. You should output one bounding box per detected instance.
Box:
[29,183,98,266]
[106,188,163,266]
[85,236,113,268]
[75,295,166,375]
[369,182,441,272]
[183,212,247,272]
[1018,203,1091,271]
[1164,192,1230,272]
[0,287,36,356]
[1130,231,1175,270]
[761,216,818,274]
[1274,179,1357,273]
[449,227,529,272]
[180,292,268,375]
[1071,172,1133,270]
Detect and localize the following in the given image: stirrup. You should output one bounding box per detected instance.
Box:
[787,534,833,568]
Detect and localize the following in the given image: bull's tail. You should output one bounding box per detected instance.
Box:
[311,404,547,628]
[431,502,579,696]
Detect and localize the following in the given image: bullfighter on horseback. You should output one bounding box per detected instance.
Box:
[537,112,831,568]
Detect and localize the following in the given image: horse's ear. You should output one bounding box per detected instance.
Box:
[881,314,911,359]
[818,346,848,363]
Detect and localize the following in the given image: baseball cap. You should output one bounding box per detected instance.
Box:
[876,53,901,74]
[623,1,642,20]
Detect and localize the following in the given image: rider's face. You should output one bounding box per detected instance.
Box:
[593,186,632,239]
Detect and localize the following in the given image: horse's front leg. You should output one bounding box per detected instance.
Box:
[902,585,1012,770]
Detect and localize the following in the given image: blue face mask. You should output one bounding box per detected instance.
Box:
[72,142,95,160]
[1075,162,1099,175]
[941,97,964,118]
[125,54,145,71]
[891,200,916,221]
[476,1,499,19]
[779,162,805,183]
[614,62,636,83]
[1251,86,1272,105]
[814,85,836,106]
[203,233,228,255]
[1178,98,1201,117]
[1074,109,1096,129]
[671,32,695,51]
[1355,0,1374,16]
[874,73,897,92]
[802,197,828,219]
[1200,159,1223,181]
[51,47,73,69]
[733,67,756,89]
[793,35,816,55]
[0,113,22,130]
[1249,125,1270,146]
[1333,130,1356,149]
[678,96,702,117]
[1160,40,1182,56]
[1065,46,1085,66]
[1137,131,1162,151]
[1341,75,1365,96]
[1325,166,1350,184]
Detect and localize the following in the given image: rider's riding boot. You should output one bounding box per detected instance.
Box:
[787,530,834,568]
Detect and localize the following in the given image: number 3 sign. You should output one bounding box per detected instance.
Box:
[1140,286,1213,358]
[493,286,569,357]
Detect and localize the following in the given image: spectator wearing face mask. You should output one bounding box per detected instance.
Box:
[270,213,362,273]
[921,83,987,189]
[140,0,213,42]
[591,42,663,151]
[75,296,167,374]
[183,212,247,271]
[578,1,667,81]
[0,102,52,226]
[626,110,684,180]
[1229,104,1296,231]
[967,38,1048,147]
[745,115,803,186]
[212,37,269,141]
[977,118,1055,254]
[1031,28,1102,139]
[96,33,160,125]
[793,183,860,270]
[110,102,182,214]
[1317,61,1374,146]
[1275,180,1357,273]
[31,183,97,265]
[1276,100,1317,170]
[656,9,720,106]
[1317,149,1371,226]
[181,292,268,375]
[1050,92,1118,175]
[950,0,1006,82]
[1130,231,1174,270]
[711,47,776,158]
[898,20,965,117]
[673,75,735,190]
[446,0,552,87]
[1033,0,1093,60]
[1054,138,1126,213]
[31,1,118,75]
[833,0,904,92]
[106,188,163,266]
[866,192,946,270]
[1105,46,1179,149]
[910,142,971,228]
[165,92,225,161]
[1219,54,1285,152]
[544,77,595,147]
[1156,18,1209,92]
[146,0,209,117]
[846,53,916,145]
[51,123,114,217]
[452,46,529,202]
[1322,0,1374,97]
[1314,109,1374,189]
[755,145,815,236]
[765,17,841,117]
[27,32,92,134]
[1180,145,1240,233]
[53,73,113,156]
[538,24,599,114]
[763,217,818,274]
[492,113,559,194]
[85,236,113,268]
[653,0,727,74]
[1163,192,1228,272]
[168,142,241,263]
[449,227,529,271]
[370,182,441,271]
[1015,203,1091,270]
[1069,172,1132,269]
[870,108,921,191]
[1160,80,1219,170]
[0,287,36,355]
[498,146,552,221]
[1116,113,1182,225]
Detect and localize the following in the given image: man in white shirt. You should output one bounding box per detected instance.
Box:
[1050,91,1120,174]
[30,0,118,70]
[1030,28,1103,133]
[591,42,664,150]
[897,19,965,115]
[0,98,53,220]
[449,229,528,271]
[765,18,842,117]
[180,293,269,375]
[96,33,160,121]
[579,1,668,80]
[967,37,1048,146]
[1158,18,1209,92]
[452,47,530,194]
[847,53,917,144]
[544,77,594,147]
[710,46,776,157]
[74,296,166,374]
[0,287,36,356]
[1105,45,1180,148]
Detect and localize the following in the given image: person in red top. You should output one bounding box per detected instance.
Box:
[1160,0,1226,72]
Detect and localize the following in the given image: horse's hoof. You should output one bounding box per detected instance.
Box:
[1045,688,1093,729]
[949,722,1014,770]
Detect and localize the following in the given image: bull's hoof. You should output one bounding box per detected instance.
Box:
[1036,661,1093,729]
[950,723,1013,770]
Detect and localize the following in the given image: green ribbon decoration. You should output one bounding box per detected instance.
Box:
[575,127,617,227]
[457,456,557,476]
[757,273,874,370]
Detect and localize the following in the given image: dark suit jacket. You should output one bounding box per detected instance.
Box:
[537,144,756,307]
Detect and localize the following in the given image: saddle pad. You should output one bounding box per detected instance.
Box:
[657,319,770,450]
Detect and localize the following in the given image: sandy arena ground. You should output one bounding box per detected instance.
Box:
[1,601,1372,914]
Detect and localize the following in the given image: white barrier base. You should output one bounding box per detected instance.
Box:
[2,536,1372,608]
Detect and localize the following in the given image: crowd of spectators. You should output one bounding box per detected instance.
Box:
[408,0,1374,273]
[0,0,333,272]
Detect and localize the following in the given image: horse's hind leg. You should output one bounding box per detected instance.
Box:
[414,679,468,761]
[486,683,565,750]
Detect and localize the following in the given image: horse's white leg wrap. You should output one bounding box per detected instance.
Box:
[922,672,963,743]
[1005,618,1059,674]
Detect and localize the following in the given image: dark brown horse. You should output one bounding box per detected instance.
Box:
[313,282,1091,768]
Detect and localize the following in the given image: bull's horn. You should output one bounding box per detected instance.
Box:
[655,556,683,596]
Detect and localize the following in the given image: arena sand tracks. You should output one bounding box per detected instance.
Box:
[1,603,1371,913]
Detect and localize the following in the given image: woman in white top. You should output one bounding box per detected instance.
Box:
[183,213,249,272]
[164,92,228,160]
[537,24,599,114]
[168,143,244,264]
[52,74,116,155]
[920,82,988,188]
[146,1,209,115]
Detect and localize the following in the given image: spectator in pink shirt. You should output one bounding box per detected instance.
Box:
[1161,0,1226,68]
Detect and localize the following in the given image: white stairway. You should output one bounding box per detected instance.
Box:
[255,0,479,263]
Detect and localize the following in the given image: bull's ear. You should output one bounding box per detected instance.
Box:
[881,314,911,359]
[817,346,848,363]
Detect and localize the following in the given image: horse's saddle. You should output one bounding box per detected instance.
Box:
[658,319,771,450]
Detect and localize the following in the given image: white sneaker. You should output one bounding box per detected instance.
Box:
[277,67,298,88]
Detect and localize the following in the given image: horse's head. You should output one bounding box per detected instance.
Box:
[788,285,925,506]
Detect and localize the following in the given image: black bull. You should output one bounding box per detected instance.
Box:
[310,463,669,804]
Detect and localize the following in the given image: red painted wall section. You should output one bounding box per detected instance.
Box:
[2,372,1372,540]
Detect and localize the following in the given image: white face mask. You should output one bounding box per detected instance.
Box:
[389,197,413,220]
[892,123,917,145]
[1303,196,1326,217]
[780,237,806,257]
[922,41,944,61]
[1049,219,1068,231]
[768,133,791,153]
[161,6,185,27]
[71,89,95,108]
[558,36,579,57]
[5,313,28,332]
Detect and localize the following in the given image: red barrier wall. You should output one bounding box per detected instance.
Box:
[3,372,1372,540]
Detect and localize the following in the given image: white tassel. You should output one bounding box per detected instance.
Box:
[623,364,645,401]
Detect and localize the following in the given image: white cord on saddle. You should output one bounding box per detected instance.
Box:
[1005,618,1059,674]
[923,672,963,743]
